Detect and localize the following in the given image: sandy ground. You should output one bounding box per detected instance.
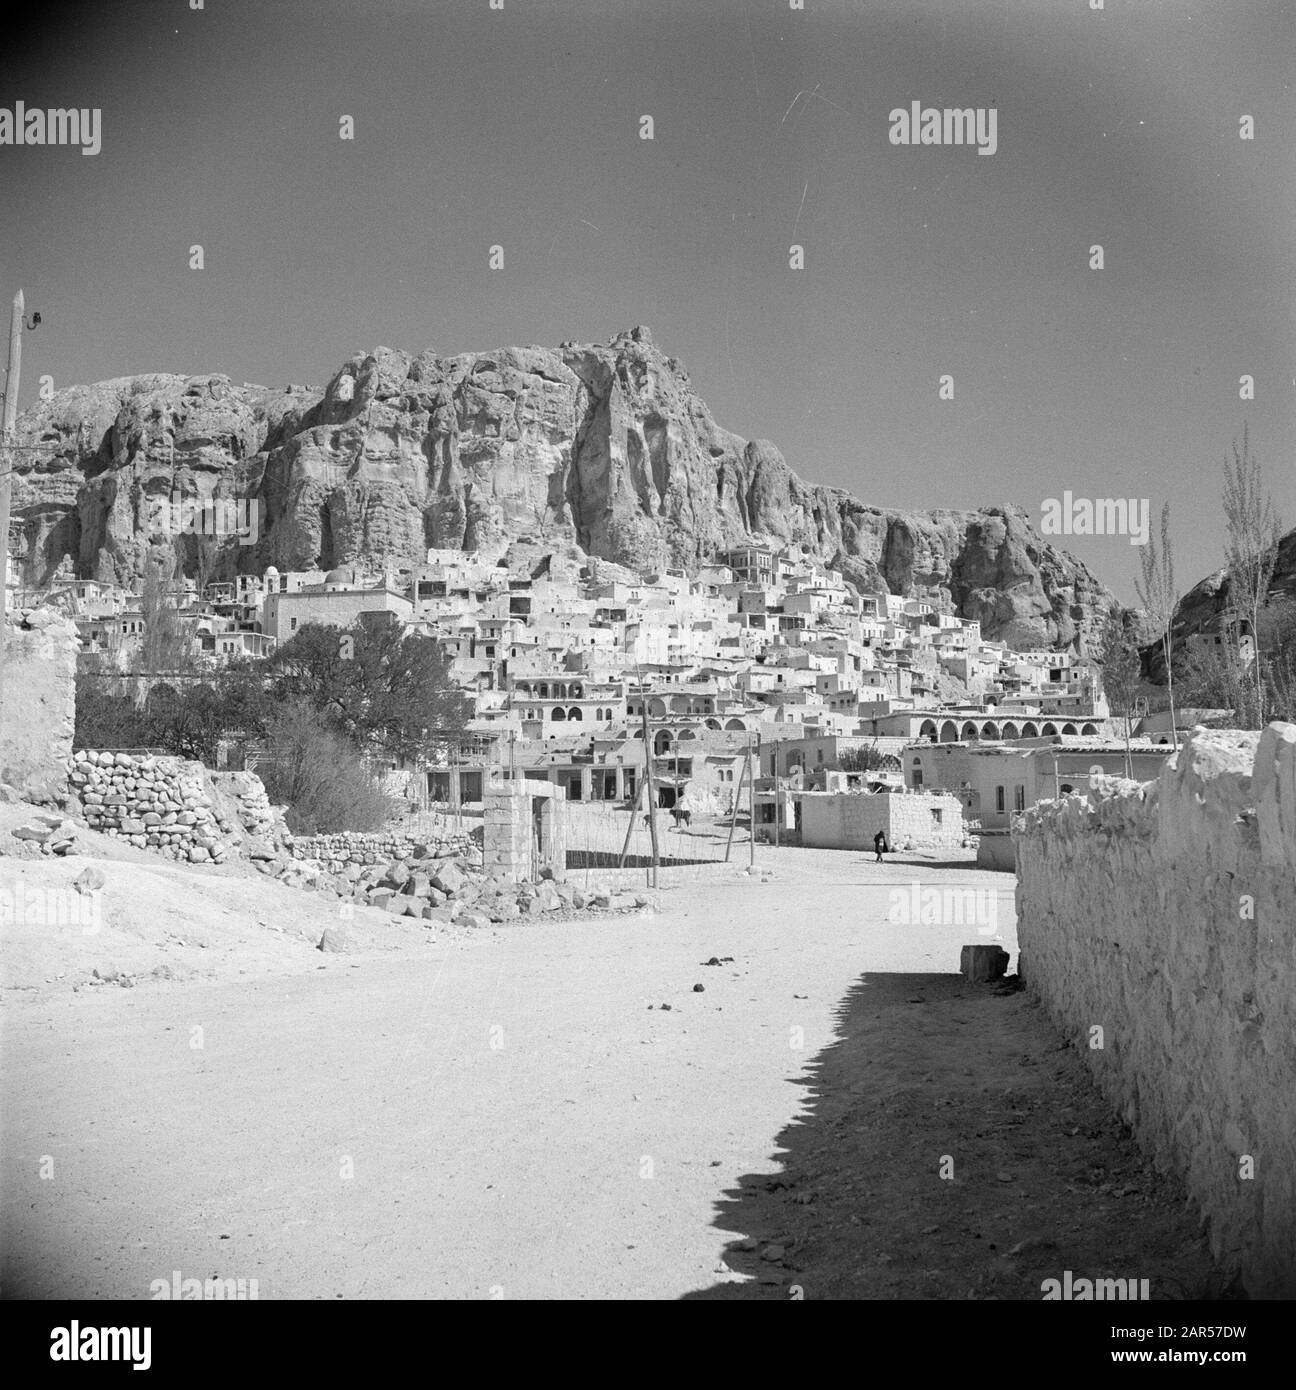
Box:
[0,806,1222,1300]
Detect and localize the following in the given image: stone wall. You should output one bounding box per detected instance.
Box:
[70,752,288,864]
[289,829,477,869]
[1013,724,1296,1297]
[799,790,965,851]
[0,610,78,804]
[483,781,567,882]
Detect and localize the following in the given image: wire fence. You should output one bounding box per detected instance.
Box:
[559,800,756,891]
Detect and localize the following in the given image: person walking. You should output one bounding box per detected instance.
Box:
[873,829,889,863]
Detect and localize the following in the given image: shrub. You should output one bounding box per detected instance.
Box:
[257,700,392,834]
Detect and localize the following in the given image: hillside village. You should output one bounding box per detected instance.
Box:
[8,534,1180,857]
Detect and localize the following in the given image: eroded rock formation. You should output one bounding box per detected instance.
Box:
[8,326,1116,649]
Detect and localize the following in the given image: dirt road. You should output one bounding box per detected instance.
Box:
[1,844,1219,1300]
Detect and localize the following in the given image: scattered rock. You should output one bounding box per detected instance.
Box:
[73,866,106,894]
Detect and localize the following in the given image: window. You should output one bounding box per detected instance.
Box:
[995,786,1005,813]
[290,617,297,630]
[1014,785,1026,812]
[931,808,942,826]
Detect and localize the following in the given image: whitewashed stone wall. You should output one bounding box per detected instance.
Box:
[0,610,78,803]
[1013,724,1296,1297]
[800,790,964,851]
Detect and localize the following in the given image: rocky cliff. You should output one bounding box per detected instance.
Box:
[1139,526,1296,679]
[7,325,1115,650]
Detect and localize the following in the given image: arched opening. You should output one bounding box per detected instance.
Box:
[962,722,980,741]
[724,718,746,731]
[551,707,565,722]
[649,698,667,718]
[678,728,697,741]
[1081,722,1098,735]
[1062,722,1078,735]
[1021,722,1039,738]
[568,707,582,721]
[654,730,674,755]
[919,720,938,741]
[705,718,722,730]
[539,684,549,699]
[981,721,1000,740]
[1041,723,1058,736]
[1001,721,1020,739]
[940,720,959,743]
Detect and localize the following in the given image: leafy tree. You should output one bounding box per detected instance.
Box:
[839,741,896,773]
[267,618,471,764]
[73,673,155,750]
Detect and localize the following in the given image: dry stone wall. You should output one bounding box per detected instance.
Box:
[1013,723,1296,1297]
[288,830,476,868]
[70,753,289,864]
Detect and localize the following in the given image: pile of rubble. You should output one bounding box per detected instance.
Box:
[210,770,286,849]
[280,838,653,926]
[9,811,82,856]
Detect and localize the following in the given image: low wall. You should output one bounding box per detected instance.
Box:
[70,752,289,864]
[1013,724,1296,1297]
[290,829,477,868]
[0,610,78,803]
[800,790,964,851]
[72,751,232,862]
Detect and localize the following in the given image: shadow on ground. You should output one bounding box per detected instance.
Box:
[566,849,718,869]
[682,972,1236,1301]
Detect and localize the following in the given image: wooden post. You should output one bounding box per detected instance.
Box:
[639,685,660,888]
[749,737,758,866]
[0,289,23,684]
[773,768,780,849]
[724,750,748,863]
[617,775,646,870]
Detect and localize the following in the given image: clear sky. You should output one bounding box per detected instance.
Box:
[2,0,1292,603]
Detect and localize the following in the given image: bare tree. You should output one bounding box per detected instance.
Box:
[140,552,196,673]
[195,536,219,596]
[1135,502,1180,748]
[1098,612,1140,777]
[1221,425,1282,728]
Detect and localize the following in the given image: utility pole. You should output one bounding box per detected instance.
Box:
[773,765,781,849]
[0,290,24,685]
[638,675,660,888]
[750,732,759,864]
